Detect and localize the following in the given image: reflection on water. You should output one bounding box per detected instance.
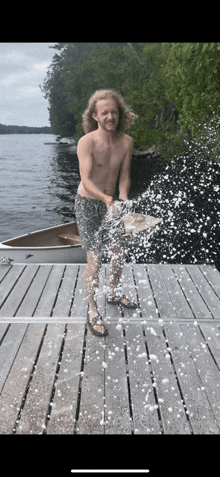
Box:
[47,146,80,220]
[0,135,80,241]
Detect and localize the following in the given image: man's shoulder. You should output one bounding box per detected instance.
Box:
[120,132,134,145]
[77,132,97,157]
[78,131,96,147]
[120,133,134,152]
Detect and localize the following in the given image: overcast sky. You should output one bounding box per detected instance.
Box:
[0,42,57,127]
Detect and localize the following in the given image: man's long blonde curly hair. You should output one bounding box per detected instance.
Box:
[82,89,136,134]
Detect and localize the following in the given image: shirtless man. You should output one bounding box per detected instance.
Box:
[75,90,137,337]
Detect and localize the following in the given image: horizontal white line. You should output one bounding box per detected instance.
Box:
[70,471,150,474]
[0,318,86,323]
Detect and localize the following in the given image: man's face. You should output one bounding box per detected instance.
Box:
[93,98,120,132]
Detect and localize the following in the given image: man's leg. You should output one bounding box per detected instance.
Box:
[107,243,137,308]
[85,248,107,334]
[107,244,124,300]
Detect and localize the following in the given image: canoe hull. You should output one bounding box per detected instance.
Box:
[0,221,87,264]
[0,213,160,264]
[0,244,87,264]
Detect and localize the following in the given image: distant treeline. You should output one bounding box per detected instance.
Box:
[0,124,52,134]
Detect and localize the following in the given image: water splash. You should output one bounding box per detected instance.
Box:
[123,149,220,267]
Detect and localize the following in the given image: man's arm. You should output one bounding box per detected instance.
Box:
[77,136,114,209]
[118,137,134,201]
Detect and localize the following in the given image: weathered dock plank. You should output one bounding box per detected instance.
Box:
[182,323,220,428]
[125,323,161,434]
[16,323,66,434]
[132,264,159,319]
[104,323,132,434]
[159,265,194,319]
[0,323,28,394]
[33,265,65,318]
[0,320,220,434]
[0,264,25,312]
[1,263,220,322]
[16,265,52,317]
[0,324,46,434]
[70,265,88,317]
[143,322,191,434]
[165,322,220,434]
[47,323,85,435]
[146,265,178,320]
[76,328,105,435]
[0,263,220,434]
[0,265,39,317]
[172,265,212,319]
[200,264,220,299]
[199,323,220,368]
[187,265,220,318]
[52,264,79,317]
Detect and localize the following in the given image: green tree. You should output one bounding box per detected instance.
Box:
[125,43,183,159]
[40,48,77,137]
[162,42,220,136]
[41,43,155,140]
[41,43,185,160]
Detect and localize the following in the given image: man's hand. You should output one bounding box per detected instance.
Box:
[104,196,115,210]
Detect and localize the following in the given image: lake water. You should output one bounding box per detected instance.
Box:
[1,134,220,270]
[0,134,80,242]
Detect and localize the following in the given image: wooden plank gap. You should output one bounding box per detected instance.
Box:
[122,326,135,434]
[13,265,40,317]
[0,264,13,284]
[157,266,180,318]
[44,324,68,433]
[70,265,88,318]
[172,266,197,319]
[186,266,217,319]
[143,323,191,434]
[68,265,80,317]
[0,265,26,312]
[0,324,29,394]
[0,324,11,346]
[161,325,194,433]
[13,324,48,434]
[144,266,162,319]
[130,265,143,317]
[180,323,220,429]
[47,323,86,434]
[142,325,164,434]
[73,325,88,434]
[199,266,220,316]
[199,265,220,295]
[199,265,220,299]
[33,265,65,318]
[198,324,220,373]
[31,266,54,317]
[51,265,67,317]
[164,322,220,434]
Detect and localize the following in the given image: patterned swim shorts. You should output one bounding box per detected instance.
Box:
[74,194,125,252]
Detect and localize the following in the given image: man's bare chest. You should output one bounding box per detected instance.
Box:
[92,144,125,171]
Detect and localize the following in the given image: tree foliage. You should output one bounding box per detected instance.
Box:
[162,43,220,134]
[41,42,220,161]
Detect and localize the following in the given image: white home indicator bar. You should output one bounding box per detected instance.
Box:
[71,471,150,474]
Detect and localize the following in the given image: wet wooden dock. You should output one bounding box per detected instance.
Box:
[1,262,220,434]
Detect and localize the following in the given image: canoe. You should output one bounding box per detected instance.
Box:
[0,213,161,264]
[0,222,87,264]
